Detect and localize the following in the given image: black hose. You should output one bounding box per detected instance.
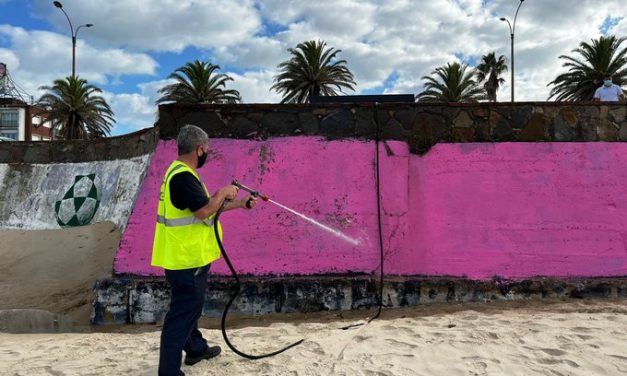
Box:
[340,103,386,330]
[369,102,385,323]
[214,200,304,359]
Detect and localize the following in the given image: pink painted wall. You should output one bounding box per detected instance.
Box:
[115,139,627,280]
[115,138,381,277]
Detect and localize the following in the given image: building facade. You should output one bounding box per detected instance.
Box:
[0,98,54,141]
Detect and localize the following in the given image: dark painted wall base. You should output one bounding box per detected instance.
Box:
[91,276,627,325]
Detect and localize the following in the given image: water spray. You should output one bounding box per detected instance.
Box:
[232,180,361,246]
[217,180,368,359]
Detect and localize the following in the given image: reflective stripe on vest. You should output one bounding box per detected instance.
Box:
[156,215,215,227]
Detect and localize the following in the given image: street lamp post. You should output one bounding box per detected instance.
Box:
[500,0,525,103]
[53,1,93,78]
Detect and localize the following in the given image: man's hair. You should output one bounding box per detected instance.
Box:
[177,124,208,155]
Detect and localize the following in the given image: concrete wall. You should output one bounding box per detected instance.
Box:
[3,102,627,323]
[0,128,158,230]
[115,137,627,280]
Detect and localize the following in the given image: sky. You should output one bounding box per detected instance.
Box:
[0,0,626,136]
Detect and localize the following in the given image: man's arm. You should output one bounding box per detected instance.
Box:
[192,186,238,220]
[592,87,601,102]
[169,172,239,220]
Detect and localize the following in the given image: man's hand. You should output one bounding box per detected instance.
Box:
[243,195,257,210]
[218,185,239,200]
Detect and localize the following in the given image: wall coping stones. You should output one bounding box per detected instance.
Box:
[156,102,627,154]
[0,126,159,164]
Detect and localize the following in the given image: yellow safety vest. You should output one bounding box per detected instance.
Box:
[151,161,222,270]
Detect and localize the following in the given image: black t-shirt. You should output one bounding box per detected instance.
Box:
[169,172,209,212]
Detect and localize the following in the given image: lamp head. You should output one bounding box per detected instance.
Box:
[53,1,63,8]
[86,24,94,27]
[499,17,506,21]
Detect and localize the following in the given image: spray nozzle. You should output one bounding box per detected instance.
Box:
[231,180,270,201]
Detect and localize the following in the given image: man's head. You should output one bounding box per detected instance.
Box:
[603,74,613,87]
[177,124,209,168]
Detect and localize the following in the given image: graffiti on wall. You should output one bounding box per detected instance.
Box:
[0,155,151,231]
[54,174,102,227]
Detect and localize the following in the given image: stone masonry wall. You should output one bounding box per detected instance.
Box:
[156,102,627,154]
[0,126,158,164]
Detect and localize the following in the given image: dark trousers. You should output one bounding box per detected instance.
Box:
[158,264,210,376]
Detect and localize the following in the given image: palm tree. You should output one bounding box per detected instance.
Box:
[157,60,241,104]
[416,62,485,102]
[548,35,627,101]
[38,76,114,140]
[271,40,356,103]
[475,52,508,102]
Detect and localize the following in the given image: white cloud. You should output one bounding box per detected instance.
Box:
[213,36,287,70]
[105,91,156,134]
[137,79,172,105]
[227,70,282,103]
[610,15,627,36]
[33,0,262,53]
[0,25,157,95]
[4,0,627,135]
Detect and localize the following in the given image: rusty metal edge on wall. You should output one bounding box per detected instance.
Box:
[0,126,159,164]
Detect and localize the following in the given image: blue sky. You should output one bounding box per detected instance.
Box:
[1,0,625,135]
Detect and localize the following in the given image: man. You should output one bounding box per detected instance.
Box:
[152,124,257,376]
[593,74,625,102]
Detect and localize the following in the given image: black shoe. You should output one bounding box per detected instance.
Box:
[184,345,222,366]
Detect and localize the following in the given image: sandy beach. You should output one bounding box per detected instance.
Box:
[2,222,627,375]
[1,299,626,376]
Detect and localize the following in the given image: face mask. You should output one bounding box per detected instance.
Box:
[197,150,208,168]
[604,80,613,87]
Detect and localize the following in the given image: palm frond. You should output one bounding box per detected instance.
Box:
[548,35,627,101]
[271,40,356,103]
[417,62,485,103]
[37,76,115,140]
[157,60,241,104]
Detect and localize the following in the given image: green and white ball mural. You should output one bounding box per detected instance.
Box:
[0,155,150,231]
[55,174,102,227]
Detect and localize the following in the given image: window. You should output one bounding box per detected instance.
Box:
[32,134,42,141]
[0,132,17,140]
[1,110,19,132]
[1,110,20,140]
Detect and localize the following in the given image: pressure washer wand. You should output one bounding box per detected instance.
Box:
[231,180,270,201]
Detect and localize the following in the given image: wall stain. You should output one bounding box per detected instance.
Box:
[258,144,275,178]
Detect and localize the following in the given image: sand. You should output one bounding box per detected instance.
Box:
[0,222,120,325]
[1,224,627,375]
[1,300,626,375]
